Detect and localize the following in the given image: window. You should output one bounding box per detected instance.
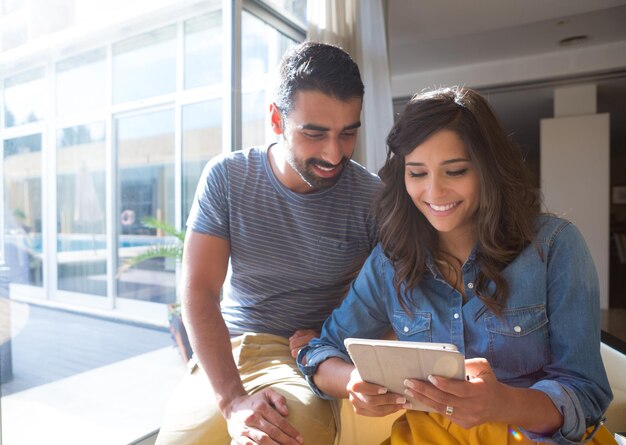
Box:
[3,69,45,128]
[264,0,307,23]
[182,100,222,221]
[0,1,306,442]
[113,25,177,105]
[1,22,27,51]
[56,122,107,296]
[3,134,43,288]
[116,109,176,304]
[241,10,295,148]
[56,49,107,118]
[1,0,24,15]
[184,12,222,89]
[0,0,27,51]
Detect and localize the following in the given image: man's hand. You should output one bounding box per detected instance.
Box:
[225,389,303,444]
[289,329,318,358]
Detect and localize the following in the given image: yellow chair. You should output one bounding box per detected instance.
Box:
[600,342,626,434]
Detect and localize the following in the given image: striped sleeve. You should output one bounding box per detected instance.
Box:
[186,155,230,240]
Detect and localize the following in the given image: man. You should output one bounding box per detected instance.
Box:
[156,41,380,445]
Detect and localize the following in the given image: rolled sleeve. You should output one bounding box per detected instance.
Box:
[297,343,352,399]
[529,220,612,444]
[522,380,603,444]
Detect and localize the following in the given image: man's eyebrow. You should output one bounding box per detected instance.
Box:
[405,158,469,166]
[297,121,362,132]
[298,124,329,131]
[343,122,362,131]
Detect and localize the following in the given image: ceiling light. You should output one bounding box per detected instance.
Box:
[559,35,589,47]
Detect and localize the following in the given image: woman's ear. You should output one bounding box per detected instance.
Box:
[269,103,284,135]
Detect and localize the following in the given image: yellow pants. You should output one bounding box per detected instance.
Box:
[155,333,336,445]
[383,411,618,445]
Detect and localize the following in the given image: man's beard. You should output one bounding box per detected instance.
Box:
[287,155,350,190]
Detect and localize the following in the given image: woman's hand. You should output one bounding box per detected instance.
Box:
[403,358,510,428]
[403,357,563,433]
[347,368,407,417]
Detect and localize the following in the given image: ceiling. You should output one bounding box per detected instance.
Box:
[386,0,626,166]
[387,0,626,76]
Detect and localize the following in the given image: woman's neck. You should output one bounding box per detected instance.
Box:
[438,228,476,265]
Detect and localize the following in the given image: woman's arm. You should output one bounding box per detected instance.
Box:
[299,246,392,394]
[299,246,407,416]
[313,358,354,399]
[314,358,407,417]
[502,386,563,434]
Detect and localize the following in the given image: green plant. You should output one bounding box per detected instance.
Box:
[118,216,192,362]
[13,208,27,222]
[117,217,185,278]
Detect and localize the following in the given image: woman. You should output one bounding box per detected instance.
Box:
[298,87,616,444]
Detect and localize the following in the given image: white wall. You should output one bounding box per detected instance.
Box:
[540,112,610,309]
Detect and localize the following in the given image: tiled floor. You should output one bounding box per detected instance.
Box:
[1,302,172,395]
[0,300,186,444]
[2,346,185,444]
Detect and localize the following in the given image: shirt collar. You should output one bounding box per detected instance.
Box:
[425,245,479,277]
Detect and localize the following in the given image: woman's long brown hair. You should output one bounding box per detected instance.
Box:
[376,87,539,314]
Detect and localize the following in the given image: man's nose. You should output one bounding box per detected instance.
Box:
[321,137,344,165]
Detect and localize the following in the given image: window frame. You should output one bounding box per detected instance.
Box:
[0,0,306,325]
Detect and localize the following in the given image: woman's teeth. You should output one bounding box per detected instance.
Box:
[429,202,458,211]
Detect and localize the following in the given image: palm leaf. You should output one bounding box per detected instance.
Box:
[117,244,183,277]
[116,217,185,277]
[141,217,186,243]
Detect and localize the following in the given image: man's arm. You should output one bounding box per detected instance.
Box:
[181,230,242,409]
[180,230,303,444]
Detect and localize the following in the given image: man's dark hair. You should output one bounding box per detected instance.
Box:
[275,41,364,115]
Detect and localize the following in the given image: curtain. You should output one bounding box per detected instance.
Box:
[307,0,393,174]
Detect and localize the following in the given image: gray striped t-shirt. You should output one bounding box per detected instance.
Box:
[187,145,381,338]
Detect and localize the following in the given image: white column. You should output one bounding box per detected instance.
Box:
[540,84,610,309]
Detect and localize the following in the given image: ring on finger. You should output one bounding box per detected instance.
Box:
[445,405,454,416]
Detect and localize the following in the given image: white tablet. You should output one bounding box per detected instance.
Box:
[344,338,466,411]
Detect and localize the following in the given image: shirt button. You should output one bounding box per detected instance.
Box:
[403,326,409,333]
[514,325,522,333]
[467,282,474,289]
[453,313,460,319]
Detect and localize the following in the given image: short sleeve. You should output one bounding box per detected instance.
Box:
[186,156,230,240]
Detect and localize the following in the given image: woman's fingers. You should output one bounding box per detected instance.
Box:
[348,390,406,416]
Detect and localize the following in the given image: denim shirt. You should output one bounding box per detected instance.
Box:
[299,215,613,445]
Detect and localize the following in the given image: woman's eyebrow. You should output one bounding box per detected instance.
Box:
[405,158,469,166]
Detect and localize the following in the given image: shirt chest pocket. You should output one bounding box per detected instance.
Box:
[485,305,549,375]
[311,236,362,279]
[392,311,432,342]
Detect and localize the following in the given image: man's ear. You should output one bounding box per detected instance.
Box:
[269,103,284,135]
